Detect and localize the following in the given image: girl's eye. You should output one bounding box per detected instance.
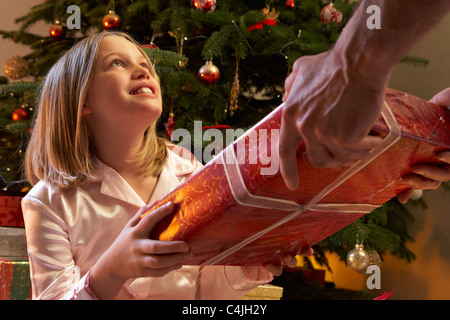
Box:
[140,63,150,70]
[111,59,124,67]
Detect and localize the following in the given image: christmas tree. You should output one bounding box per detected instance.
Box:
[1,0,442,298]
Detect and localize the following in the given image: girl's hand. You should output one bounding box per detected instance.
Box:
[90,202,192,299]
[398,88,450,204]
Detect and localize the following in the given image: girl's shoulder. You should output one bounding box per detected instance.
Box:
[21,180,66,220]
[22,180,56,205]
[22,179,81,211]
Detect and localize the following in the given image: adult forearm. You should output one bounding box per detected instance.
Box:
[333,0,450,80]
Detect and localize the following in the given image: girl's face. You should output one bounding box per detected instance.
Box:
[84,36,162,133]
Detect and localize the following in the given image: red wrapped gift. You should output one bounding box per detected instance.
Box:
[0,257,32,300]
[0,194,25,228]
[144,88,450,266]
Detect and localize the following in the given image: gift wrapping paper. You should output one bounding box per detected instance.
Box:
[144,88,450,266]
[0,194,25,228]
[0,257,32,300]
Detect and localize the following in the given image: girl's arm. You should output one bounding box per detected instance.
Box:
[22,196,89,299]
[23,196,191,300]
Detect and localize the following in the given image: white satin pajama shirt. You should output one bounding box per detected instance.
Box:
[21,146,273,300]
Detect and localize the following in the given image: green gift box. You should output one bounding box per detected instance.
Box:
[0,257,32,300]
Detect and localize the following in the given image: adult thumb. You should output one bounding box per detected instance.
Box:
[430,87,450,107]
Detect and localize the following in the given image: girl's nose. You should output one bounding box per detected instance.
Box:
[132,64,151,80]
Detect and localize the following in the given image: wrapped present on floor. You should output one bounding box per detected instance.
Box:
[0,226,27,257]
[143,88,450,266]
[0,193,25,228]
[0,257,32,300]
[242,284,283,300]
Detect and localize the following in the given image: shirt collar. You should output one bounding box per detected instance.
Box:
[93,146,200,208]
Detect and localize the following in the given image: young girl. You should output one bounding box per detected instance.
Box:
[22,31,307,300]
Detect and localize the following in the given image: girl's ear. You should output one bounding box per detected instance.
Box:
[81,104,93,116]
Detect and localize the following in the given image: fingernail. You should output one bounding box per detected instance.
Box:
[286,179,298,190]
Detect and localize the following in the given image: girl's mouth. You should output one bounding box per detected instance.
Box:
[130,87,154,95]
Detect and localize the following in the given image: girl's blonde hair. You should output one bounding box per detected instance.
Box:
[24,31,168,190]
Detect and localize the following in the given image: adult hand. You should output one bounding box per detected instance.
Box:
[90,202,192,299]
[243,246,313,278]
[398,88,450,203]
[279,51,388,190]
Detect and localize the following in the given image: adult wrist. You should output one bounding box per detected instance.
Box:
[327,44,391,91]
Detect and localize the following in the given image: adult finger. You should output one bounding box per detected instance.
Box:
[437,150,450,164]
[305,143,341,168]
[299,246,314,257]
[282,73,294,102]
[283,58,303,101]
[398,188,415,204]
[279,109,303,190]
[321,133,383,163]
[402,174,441,190]
[411,163,450,181]
[282,255,298,268]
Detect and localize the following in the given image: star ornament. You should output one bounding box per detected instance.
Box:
[164,112,177,140]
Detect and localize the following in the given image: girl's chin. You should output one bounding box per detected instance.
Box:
[131,107,162,124]
[130,102,162,114]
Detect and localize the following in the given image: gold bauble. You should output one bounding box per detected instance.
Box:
[4,56,29,80]
[346,244,370,272]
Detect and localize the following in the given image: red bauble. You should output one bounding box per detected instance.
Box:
[320,3,343,25]
[49,21,66,40]
[191,0,216,12]
[198,60,220,85]
[12,107,30,121]
[102,10,121,30]
[141,42,158,50]
[286,0,295,8]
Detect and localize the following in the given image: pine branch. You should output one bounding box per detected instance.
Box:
[399,55,429,68]
[0,82,40,94]
[5,121,31,137]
